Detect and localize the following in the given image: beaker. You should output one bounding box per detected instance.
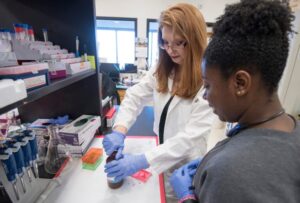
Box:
[44,125,66,174]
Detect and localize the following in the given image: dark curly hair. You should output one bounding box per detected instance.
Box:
[203,0,295,93]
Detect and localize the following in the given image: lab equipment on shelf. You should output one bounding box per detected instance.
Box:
[0,63,49,91]
[48,57,90,79]
[0,141,20,200]
[42,28,48,42]
[75,36,79,57]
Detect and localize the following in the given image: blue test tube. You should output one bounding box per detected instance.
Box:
[22,130,39,178]
[13,135,33,182]
[0,143,20,200]
[6,139,26,193]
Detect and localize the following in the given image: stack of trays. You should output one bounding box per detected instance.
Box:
[81,147,103,170]
[0,63,49,91]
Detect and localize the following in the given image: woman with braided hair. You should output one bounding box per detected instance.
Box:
[170,0,300,202]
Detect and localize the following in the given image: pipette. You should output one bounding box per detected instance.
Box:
[14,135,33,182]
[22,130,39,178]
[0,142,20,200]
[6,138,27,193]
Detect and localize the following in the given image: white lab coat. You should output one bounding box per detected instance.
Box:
[114,66,216,172]
[114,67,216,202]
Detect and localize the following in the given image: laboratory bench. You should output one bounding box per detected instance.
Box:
[1,106,161,203]
[43,105,156,181]
[42,106,161,203]
[1,0,107,202]
[40,136,165,203]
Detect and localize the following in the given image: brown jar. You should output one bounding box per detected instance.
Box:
[106,151,124,189]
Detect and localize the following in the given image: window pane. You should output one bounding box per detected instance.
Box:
[149,32,158,68]
[97,30,116,63]
[96,18,136,65]
[97,19,135,30]
[147,21,159,68]
[117,30,135,67]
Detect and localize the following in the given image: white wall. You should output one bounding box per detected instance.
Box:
[278,10,300,117]
[95,0,239,38]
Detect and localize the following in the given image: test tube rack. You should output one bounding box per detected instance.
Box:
[12,40,75,61]
[0,39,18,67]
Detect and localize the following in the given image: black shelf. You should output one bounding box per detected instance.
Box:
[0,0,102,125]
[27,69,96,103]
[0,69,96,115]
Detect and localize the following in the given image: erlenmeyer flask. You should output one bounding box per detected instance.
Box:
[44,125,65,174]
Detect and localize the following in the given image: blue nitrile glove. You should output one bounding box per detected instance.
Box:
[104,154,149,182]
[169,158,202,200]
[52,115,69,125]
[102,131,125,158]
[185,158,202,170]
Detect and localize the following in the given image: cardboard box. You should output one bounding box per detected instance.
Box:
[59,115,100,146]
[66,61,91,75]
[0,63,49,91]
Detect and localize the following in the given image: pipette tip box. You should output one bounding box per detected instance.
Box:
[82,157,103,170]
[81,147,103,170]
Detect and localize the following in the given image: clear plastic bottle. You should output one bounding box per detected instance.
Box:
[42,28,48,42]
[0,29,4,40]
[28,25,35,41]
[106,151,124,189]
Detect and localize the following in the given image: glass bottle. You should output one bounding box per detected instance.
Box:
[44,125,65,174]
[106,151,124,189]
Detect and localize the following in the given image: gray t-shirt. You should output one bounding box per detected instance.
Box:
[193,121,300,203]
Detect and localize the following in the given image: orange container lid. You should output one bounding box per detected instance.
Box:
[82,148,103,164]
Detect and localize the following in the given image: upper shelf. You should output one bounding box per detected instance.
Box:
[0,69,96,115]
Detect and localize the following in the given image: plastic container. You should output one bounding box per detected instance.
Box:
[0,29,12,40]
[0,63,49,91]
[42,28,48,42]
[28,25,35,41]
[106,151,124,189]
[0,29,4,39]
[22,24,29,41]
[81,148,103,170]
[13,23,25,40]
[82,148,103,164]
